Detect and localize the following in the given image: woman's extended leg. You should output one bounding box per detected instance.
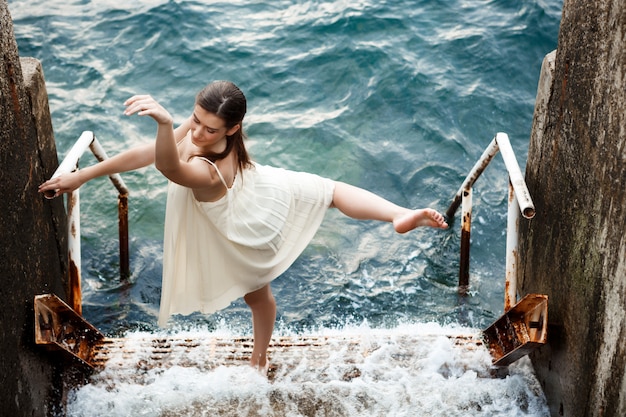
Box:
[244,284,276,371]
[330,181,448,232]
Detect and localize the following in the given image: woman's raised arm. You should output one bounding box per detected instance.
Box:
[124,95,225,191]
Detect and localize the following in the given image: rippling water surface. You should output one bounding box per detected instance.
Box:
[12,0,561,415]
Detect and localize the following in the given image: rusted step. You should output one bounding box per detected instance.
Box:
[88,332,485,381]
[36,293,546,378]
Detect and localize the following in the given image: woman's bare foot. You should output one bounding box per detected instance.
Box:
[393,208,448,233]
[250,357,270,376]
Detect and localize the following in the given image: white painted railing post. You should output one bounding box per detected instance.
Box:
[505,180,520,312]
[43,131,131,314]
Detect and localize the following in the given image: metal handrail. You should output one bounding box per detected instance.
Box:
[45,131,129,315]
[446,132,535,312]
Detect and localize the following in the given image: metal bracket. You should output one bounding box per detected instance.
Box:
[482,293,548,366]
[34,294,105,369]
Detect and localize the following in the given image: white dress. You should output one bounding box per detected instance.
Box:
[158,160,335,326]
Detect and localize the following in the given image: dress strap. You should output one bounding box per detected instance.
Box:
[197,157,230,188]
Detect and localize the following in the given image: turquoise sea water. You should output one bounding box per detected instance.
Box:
[12,0,562,415]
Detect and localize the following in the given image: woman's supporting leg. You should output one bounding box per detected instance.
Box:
[330,181,448,232]
[244,284,276,371]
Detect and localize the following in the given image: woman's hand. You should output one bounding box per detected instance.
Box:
[38,170,84,198]
[124,95,173,125]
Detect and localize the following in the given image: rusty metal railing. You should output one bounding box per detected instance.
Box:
[446,132,535,311]
[44,131,129,315]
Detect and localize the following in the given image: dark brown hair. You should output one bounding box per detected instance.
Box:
[195,81,252,172]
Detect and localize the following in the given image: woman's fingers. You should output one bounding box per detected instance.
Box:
[38,178,60,198]
[123,94,149,104]
[38,172,82,198]
[123,95,154,116]
[124,94,173,124]
[123,94,151,107]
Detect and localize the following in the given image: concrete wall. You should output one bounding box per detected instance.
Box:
[2,0,625,414]
[519,0,625,416]
[0,1,70,415]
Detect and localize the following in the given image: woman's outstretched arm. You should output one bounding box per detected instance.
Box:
[38,142,155,197]
[38,117,191,197]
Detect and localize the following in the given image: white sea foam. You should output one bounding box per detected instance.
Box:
[66,322,548,417]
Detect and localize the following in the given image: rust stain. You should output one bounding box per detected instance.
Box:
[70,220,77,238]
[68,259,82,315]
[459,227,471,288]
[523,206,536,219]
[504,280,512,311]
[445,195,462,221]
[462,211,471,231]
[6,60,23,125]
[118,193,130,281]
[68,193,78,237]
[504,249,519,311]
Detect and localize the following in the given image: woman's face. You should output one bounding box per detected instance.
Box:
[189,105,239,152]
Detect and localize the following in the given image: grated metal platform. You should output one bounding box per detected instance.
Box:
[88,333,485,382]
[35,293,546,382]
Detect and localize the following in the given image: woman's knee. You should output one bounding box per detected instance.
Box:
[244,284,275,308]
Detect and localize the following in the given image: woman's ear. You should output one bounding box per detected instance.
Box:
[226,123,241,136]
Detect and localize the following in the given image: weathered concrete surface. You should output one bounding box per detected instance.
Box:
[0,0,70,415]
[519,0,626,416]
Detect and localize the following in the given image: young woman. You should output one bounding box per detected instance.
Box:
[39,81,448,373]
